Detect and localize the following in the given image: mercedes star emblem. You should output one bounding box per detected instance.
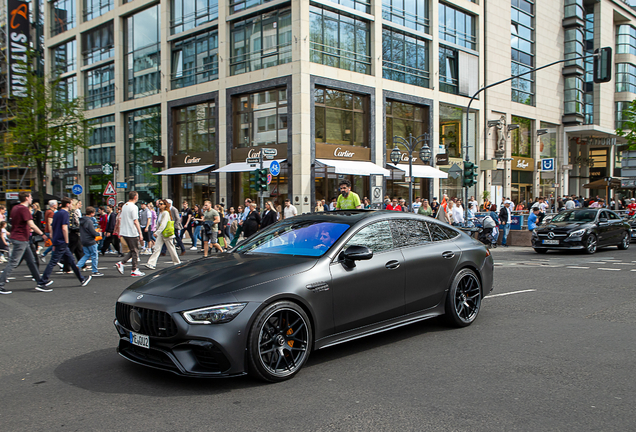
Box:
[548,232,555,239]
[137,294,144,299]
[130,309,142,332]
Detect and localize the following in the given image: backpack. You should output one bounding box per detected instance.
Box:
[69,210,80,232]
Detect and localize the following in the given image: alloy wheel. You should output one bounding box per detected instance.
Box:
[453,272,482,324]
[586,235,597,254]
[618,232,630,250]
[257,307,310,379]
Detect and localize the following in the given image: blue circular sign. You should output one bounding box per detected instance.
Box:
[270,160,281,176]
[72,184,83,195]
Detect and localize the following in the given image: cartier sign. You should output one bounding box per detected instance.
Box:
[171,151,215,167]
[316,144,370,161]
[334,147,355,158]
[232,144,288,163]
[184,155,202,164]
[511,156,535,172]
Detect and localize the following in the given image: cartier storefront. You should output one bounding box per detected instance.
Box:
[157,151,217,206]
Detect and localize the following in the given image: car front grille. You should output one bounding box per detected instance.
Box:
[116,302,178,338]
[537,232,568,238]
[192,344,232,372]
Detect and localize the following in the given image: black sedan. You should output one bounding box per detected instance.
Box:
[624,214,636,242]
[532,208,631,254]
[114,210,494,382]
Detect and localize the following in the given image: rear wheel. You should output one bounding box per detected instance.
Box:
[444,269,482,328]
[534,248,548,254]
[247,301,312,382]
[618,232,630,250]
[585,234,597,254]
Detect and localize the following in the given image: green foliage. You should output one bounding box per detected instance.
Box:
[616,99,636,151]
[0,52,89,195]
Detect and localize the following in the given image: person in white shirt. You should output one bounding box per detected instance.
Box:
[564,197,576,210]
[283,199,298,219]
[468,196,479,214]
[411,197,422,213]
[115,191,145,277]
[452,201,465,226]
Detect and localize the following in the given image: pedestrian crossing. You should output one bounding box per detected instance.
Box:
[493,256,636,272]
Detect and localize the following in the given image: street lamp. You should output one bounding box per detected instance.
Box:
[392,133,431,210]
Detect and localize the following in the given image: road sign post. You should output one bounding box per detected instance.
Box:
[72,184,83,195]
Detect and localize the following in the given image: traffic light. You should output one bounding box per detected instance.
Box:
[256,168,268,191]
[593,47,612,83]
[249,169,259,190]
[463,161,477,187]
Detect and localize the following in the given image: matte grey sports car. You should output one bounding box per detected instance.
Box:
[114,210,494,382]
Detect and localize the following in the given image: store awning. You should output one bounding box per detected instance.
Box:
[388,163,448,179]
[583,178,623,189]
[315,159,391,177]
[213,159,286,173]
[155,164,215,175]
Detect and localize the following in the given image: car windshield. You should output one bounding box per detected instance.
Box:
[551,210,597,223]
[234,220,351,257]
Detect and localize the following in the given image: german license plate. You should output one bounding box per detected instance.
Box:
[130,331,149,349]
[542,239,559,245]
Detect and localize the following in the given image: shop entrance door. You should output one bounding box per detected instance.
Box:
[511,184,532,208]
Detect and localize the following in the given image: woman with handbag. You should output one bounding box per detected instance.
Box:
[145,200,180,270]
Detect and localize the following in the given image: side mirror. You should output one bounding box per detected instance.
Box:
[599,217,608,223]
[340,245,373,267]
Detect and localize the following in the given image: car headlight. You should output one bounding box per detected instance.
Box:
[569,228,586,237]
[182,303,247,325]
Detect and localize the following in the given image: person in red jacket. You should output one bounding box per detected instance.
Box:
[628,198,636,216]
[386,198,402,211]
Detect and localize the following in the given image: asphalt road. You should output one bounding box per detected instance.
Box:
[1,244,635,431]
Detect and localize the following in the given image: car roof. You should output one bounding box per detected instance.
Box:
[294,209,443,225]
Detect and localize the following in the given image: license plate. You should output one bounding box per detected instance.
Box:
[542,239,559,245]
[130,331,149,349]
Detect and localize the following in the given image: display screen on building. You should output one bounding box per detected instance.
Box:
[7,0,30,98]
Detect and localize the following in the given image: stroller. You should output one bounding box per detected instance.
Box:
[476,215,497,247]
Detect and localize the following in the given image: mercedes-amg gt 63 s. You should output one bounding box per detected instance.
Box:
[114,210,494,382]
[532,208,631,254]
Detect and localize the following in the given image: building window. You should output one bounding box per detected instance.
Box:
[309,6,371,75]
[314,87,367,148]
[125,5,161,100]
[382,0,428,33]
[230,0,273,14]
[564,27,584,69]
[511,115,532,157]
[230,9,292,75]
[171,0,218,34]
[53,39,76,77]
[539,122,557,159]
[84,0,113,22]
[172,30,218,89]
[617,25,636,56]
[174,102,216,153]
[382,28,429,88]
[564,0,584,21]
[56,75,77,104]
[564,76,584,116]
[616,63,636,94]
[511,0,534,105]
[439,46,458,94]
[616,101,630,130]
[326,0,370,14]
[86,115,116,206]
[85,63,115,110]
[583,8,594,124]
[439,103,469,159]
[82,22,114,66]
[386,100,428,152]
[126,106,162,203]
[439,3,476,50]
[234,88,287,148]
[51,0,76,36]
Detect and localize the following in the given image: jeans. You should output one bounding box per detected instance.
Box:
[120,237,140,271]
[501,223,511,245]
[192,225,202,248]
[41,243,84,284]
[77,244,98,273]
[0,240,43,288]
[42,245,53,257]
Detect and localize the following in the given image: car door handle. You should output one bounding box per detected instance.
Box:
[442,251,455,259]
[385,260,400,270]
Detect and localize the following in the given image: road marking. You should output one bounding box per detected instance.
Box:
[598,268,621,271]
[588,262,607,264]
[567,266,589,269]
[486,289,537,299]
[611,262,634,265]
[632,269,636,272]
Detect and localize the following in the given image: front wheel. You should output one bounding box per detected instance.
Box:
[584,234,597,254]
[444,268,482,328]
[618,232,630,250]
[247,301,312,382]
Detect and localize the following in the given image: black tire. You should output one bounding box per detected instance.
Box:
[534,248,548,254]
[584,234,597,254]
[444,268,482,328]
[247,301,312,382]
[618,231,630,250]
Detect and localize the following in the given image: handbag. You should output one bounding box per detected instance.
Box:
[162,220,175,238]
[218,237,225,248]
[95,235,102,241]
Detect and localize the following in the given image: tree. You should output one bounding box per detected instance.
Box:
[0,54,89,197]
[616,99,636,150]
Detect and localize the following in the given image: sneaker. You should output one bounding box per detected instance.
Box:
[35,280,54,292]
[57,262,64,270]
[131,269,145,277]
[190,246,198,250]
[81,275,92,286]
[0,288,11,295]
[144,264,156,270]
[40,255,47,263]
[115,262,124,275]
[91,272,104,277]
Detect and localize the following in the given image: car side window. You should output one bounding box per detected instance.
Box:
[439,225,460,239]
[344,220,393,254]
[389,219,431,247]
[607,211,620,220]
[599,211,608,220]
[426,222,449,241]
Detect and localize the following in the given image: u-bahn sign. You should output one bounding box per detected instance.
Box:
[7,0,30,98]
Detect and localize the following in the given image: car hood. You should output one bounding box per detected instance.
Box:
[539,221,594,232]
[126,253,317,300]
